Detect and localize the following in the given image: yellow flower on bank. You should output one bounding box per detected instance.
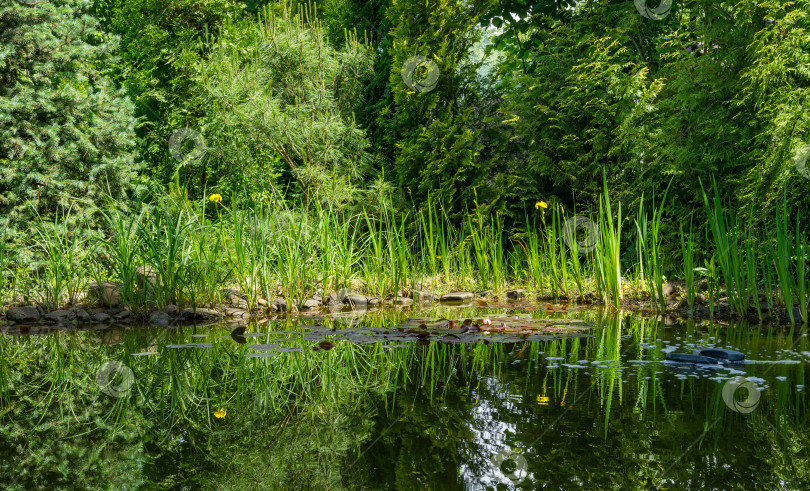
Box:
[214,408,227,419]
[537,395,549,405]
[209,193,223,203]
[535,201,548,210]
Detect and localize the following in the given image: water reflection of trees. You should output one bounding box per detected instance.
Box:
[355,312,810,488]
[2,310,810,488]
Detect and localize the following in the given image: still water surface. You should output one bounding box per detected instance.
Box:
[1,306,809,489]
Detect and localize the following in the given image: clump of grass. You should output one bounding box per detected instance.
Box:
[96,207,144,308]
[595,174,622,308]
[140,190,198,308]
[0,232,8,304]
[680,218,696,312]
[467,199,505,291]
[31,208,87,308]
[634,182,670,312]
[544,204,569,300]
[701,178,749,316]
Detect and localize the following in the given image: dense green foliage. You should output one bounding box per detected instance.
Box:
[197,6,375,206]
[0,0,139,233]
[1,0,809,300]
[5,0,809,218]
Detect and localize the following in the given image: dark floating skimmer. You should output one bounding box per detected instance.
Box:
[665,348,745,365]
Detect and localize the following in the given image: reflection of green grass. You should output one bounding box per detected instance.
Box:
[3,309,810,487]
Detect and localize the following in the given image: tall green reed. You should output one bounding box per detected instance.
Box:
[522,214,545,295]
[275,211,317,310]
[545,205,569,300]
[316,206,358,294]
[467,200,505,291]
[0,233,8,303]
[634,183,670,311]
[701,178,749,315]
[140,190,198,307]
[595,175,622,308]
[680,219,695,312]
[96,207,146,308]
[31,208,87,307]
[230,205,263,310]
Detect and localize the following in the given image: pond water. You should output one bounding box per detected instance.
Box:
[2,306,809,489]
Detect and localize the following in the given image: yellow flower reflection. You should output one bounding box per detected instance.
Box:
[209,193,223,203]
[535,201,548,210]
[536,395,549,405]
[214,408,227,419]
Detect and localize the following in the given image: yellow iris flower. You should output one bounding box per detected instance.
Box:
[214,408,227,419]
[535,201,547,210]
[209,194,223,203]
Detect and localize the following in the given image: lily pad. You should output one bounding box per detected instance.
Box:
[166,343,214,349]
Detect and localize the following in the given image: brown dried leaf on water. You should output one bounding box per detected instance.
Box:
[475,299,488,306]
[318,340,335,351]
[448,320,457,329]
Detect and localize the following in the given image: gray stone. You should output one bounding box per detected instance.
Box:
[257,298,268,307]
[301,298,320,310]
[327,291,340,306]
[88,281,122,307]
[506,289,525,300]
[165,304,180,317]
[662,283,681,298]
[223,307,250,319]
[92,312,111,322]
[136,265,158,288]
[439,291,474,303]
[270,298,287,313]
[392,296,414,306]
[695,293,707,305]
[336,288,352,304]
[412,290,434,303]
[6,306,41,323]
[344,294,368,307]
[113,310,132,321]
[181,307,221,320]
[73,307,91,322]
[43,310,76,323]
[149,310,171,327]
[344,294,379,308]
